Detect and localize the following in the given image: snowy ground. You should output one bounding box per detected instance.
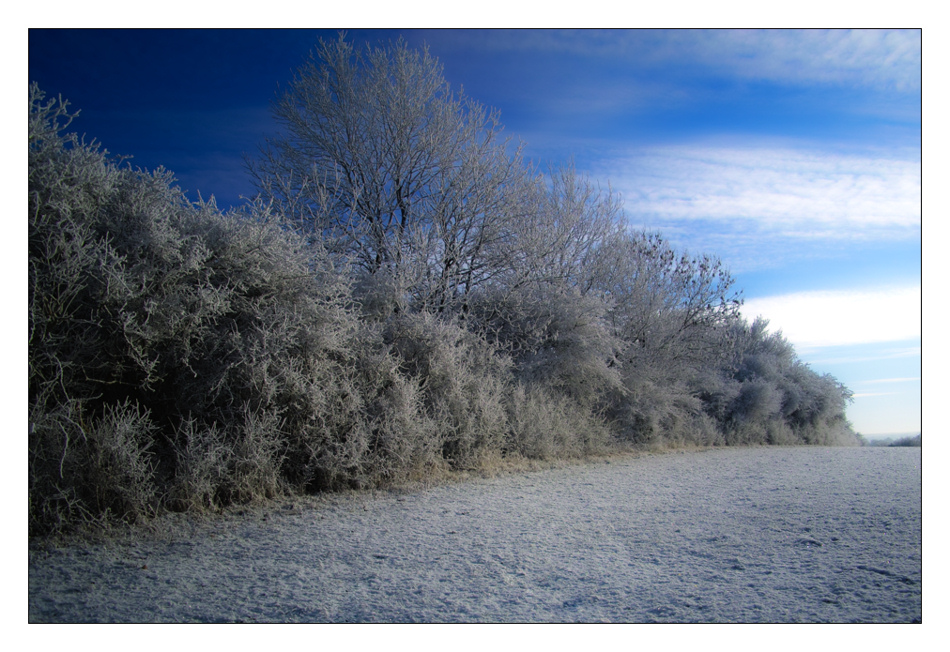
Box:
[28,446,921,623]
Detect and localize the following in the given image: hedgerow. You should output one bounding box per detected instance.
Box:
[29,44,860,537]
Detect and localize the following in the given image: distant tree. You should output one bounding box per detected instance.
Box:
[890,434,921,447]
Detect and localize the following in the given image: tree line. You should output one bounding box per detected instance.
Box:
[28,36,858,536]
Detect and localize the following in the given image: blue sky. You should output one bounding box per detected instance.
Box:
[27,28,921,437]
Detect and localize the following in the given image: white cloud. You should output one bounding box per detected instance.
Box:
[610,145,921,238]
[741,285,921,350]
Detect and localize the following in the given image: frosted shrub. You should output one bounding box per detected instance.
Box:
[505,384,611,459]
[723,375,794,445]
[29,399,157,533]
[285,341,444,490]
[689,412,726,446]
[353,269,412,322]
[691,368,739,418]
[518,290,623,407]
[385,312,511,469]
[168,418,230,511]
[732,378,783,425]
[781,370,857,444]
[505,385,562,459]
[226,407,286,502]
[82,401,158,520]
[28,84,368,529]
[467,284,622,407]
[611,377,689,446]
[359,361,443,482]
[29,403,87,533]
[724,318,859,446]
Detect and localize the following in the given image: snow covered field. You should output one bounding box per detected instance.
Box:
[28,446,921,623]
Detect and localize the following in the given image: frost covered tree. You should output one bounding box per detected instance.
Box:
[579,231,745,443]
[250,34,531,313]
[496,162,626,294]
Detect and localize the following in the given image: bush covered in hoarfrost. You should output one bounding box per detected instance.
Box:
[28,84,465,533]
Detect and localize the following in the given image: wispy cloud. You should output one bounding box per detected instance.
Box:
[600,144,920,271]
[850,376,920,398]
[610,145,920,234]
[741,285,921,350]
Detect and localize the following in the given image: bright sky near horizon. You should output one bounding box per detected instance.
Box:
[26,27,922,437]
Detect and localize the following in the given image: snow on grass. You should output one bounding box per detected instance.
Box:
[28,446,921,623]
